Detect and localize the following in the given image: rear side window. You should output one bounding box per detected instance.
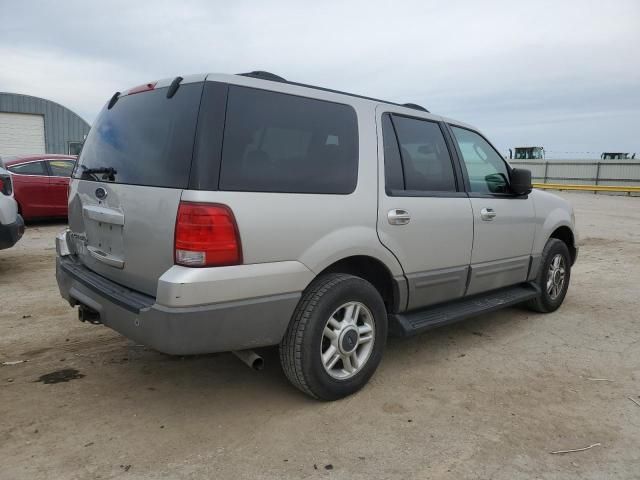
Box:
[9,161,47,176]
[74,84,202,188]
[219,86,358,194]
[384,115,457,193]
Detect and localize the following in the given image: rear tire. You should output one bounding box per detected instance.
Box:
[526,238,571,313]
[279,273,387,401]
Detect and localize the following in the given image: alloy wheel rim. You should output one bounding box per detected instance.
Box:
[321,301,375,380]
[547,254,566,300]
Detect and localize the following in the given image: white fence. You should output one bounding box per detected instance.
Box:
[509,160,640,187]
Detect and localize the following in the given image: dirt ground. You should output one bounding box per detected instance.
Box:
[1,192,639,479]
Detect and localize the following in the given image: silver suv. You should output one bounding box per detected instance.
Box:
[56,71,578,400]
[0,166,24,250]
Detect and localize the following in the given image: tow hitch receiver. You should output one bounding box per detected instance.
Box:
[78,305,101,325]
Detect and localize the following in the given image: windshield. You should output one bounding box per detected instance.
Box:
[74,83,202,188]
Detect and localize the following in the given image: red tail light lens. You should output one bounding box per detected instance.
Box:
[0,175,12,196]
[174,202,242,267]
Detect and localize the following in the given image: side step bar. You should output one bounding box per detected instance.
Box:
[389,283,540,337]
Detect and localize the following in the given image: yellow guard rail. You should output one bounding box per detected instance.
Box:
[533,183,640,193]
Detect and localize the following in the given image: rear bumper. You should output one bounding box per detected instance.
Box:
[0,215,24,250]
[56,255,300,355]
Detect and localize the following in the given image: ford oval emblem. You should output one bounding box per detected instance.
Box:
[95,187,107,200]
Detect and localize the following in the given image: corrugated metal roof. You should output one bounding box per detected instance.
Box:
[0,92,90,155]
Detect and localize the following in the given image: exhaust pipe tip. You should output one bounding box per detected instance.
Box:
[232,350,264,371]
[252,356,265,371]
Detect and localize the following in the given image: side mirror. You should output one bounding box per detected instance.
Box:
[485,173,509,193]
[510,168,532,195]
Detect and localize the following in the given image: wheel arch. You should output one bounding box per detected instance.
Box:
[535,203,575,263]
[297,225,406,312]
[549,225,577,265]
[314,255,406,313]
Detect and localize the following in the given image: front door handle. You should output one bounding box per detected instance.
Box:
[388,209,411,225]
[480,207,497,221]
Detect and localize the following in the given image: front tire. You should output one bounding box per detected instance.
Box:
[527,238,571,313]
[279,273,387,400]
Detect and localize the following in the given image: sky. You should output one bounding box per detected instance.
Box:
[1,0,639,158]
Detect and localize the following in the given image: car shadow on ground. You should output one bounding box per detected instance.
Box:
[30,304,536,411]
[23,218,68,227]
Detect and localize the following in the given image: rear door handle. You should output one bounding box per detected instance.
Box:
[480,208,497,221]
[388,209,411,225]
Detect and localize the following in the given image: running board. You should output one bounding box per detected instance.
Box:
[389,283,540,337]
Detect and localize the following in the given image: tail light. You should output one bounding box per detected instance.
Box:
[174,202,242,267]
[126,82,157,95]
[0,174,12,196]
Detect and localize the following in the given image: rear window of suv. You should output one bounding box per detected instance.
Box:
[219,86,358,194]
[73,84,202,188]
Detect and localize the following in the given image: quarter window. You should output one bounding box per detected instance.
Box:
[383,114,457,193]
[8,161,47,176]
[450,126,510,194]
[219,86,358,194]
[381,114,404,193]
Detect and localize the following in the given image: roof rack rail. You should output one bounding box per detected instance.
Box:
[238,71,287,82]
[235,71,431,113]
[403,103,429,112]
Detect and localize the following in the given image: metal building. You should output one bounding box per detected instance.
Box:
[0,92,90,157]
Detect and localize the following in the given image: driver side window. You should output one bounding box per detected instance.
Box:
[450,126,509,194]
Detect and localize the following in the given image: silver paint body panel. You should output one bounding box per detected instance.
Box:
[466,196,536,295]
[374,106,474,309]
[68,180,182,296]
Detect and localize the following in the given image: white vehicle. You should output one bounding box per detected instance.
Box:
[56,71,578,400]
[0,165,24,250]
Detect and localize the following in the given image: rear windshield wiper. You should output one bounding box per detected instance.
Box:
[81,166,117,181]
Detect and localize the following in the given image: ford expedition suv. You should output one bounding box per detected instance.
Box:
[55,71,578,400]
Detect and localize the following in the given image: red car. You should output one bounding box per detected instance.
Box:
[1,154,76,220]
